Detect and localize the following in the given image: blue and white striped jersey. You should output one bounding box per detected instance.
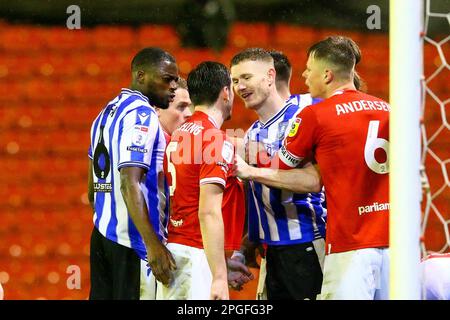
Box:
[88,88,167,260]
[245,93,327,245]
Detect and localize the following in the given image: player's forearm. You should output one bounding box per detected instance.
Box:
[248,165,322,193]
[120,180,161,249]
[199,209,227,280]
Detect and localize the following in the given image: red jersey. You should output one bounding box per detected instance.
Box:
[166,111,245,249]
[276,90,390,254]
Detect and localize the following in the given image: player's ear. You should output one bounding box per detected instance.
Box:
[222,85,231,103]
[267,67,276,87]
[135,70,146,85]
[324,69,334,85]
[155,107,161,117]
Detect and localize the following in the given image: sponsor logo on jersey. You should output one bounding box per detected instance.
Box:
[132,126,149,146]
[279,145,301,167]
[93,183,112,192]
[288,118,302,137]
[358,202,390,215]
[170,218,183,227]
[127,146,148,153]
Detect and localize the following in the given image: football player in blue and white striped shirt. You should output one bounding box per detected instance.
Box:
[88,47,178,299]
[230,48,326,300]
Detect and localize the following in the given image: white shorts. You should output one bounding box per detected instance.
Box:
[140,259,156,300]
[156,243,212,300]
[421,254,450,300]
[319,247,389,300]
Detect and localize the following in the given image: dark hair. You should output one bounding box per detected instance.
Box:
[187,61,231,106]
[307,36,358,80]
[269,50,292,85]
[230,48,273,67]
[176,77,188,90]
[131,47,175,72]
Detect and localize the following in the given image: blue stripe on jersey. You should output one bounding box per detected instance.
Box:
[247,183,261,242]
[269,188,291,242]
[251,182,271,241]
[262,104,289,128]
[312,97,322,104]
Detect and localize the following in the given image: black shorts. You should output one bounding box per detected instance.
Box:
[265,242,323,300]
[89,227,141,300]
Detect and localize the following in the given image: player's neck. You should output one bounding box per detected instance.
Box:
[277,87,291,102]
[194,105,224,129]
[256,92,286,124]
[326,81,356,99]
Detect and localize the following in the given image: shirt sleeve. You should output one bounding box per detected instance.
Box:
[277,106,318,169]
[199,132,234,188]
[117,106,160,171]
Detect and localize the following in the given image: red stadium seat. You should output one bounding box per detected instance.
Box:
[137,24,180,49]
[43,27,94,51]
[91,26,136,51]
[273,24,318,48]
[0,26,48,52]
[174,48,216,77]
[228,23,271,48]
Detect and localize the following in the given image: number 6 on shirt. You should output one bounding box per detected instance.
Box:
[364,120,389,174]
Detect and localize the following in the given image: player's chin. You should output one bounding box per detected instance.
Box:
[158,97,171,109]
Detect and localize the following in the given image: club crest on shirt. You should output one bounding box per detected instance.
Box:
[278,121,289,140]
[132,126,149,146]
[288,118,302,137]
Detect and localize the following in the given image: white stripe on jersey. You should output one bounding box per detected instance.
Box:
[199,177,226,187]
[281,190,302,240]
[261,186,280,242]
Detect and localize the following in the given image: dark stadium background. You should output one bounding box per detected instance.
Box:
[0,0,448,299]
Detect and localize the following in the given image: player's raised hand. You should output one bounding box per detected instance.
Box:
[210,278,229,300]
[147,242,177,286]
[246,140,270,166]
[232,154,253,180]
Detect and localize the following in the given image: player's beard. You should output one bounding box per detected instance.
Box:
[148,91,170,109]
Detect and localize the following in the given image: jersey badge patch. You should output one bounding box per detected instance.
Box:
[288,118,302,137]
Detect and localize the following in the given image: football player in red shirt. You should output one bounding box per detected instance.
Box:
[234,36,390,300]
[157,61,249,300]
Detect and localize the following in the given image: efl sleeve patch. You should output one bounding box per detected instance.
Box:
[288,118,302,137]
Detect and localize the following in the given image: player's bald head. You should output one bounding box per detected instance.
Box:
[131,47,175,72]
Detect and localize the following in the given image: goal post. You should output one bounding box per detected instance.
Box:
[389,0,423,299]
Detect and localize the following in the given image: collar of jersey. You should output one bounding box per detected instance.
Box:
[331,89,358,97]
[121,88,150,104]
[193,110,219,129]
[259,103,290,129]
